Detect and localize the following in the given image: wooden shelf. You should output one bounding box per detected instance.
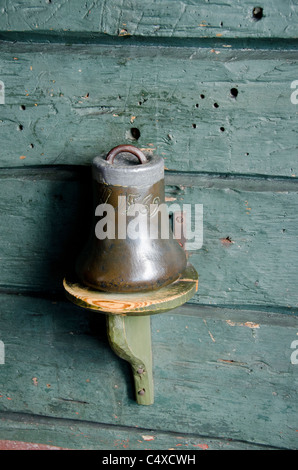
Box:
[63,263,198,404]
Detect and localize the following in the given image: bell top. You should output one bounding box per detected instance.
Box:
[92,145,164,188]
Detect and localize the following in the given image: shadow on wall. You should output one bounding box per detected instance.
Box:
[39,165,93,296]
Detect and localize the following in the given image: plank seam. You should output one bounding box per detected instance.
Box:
[0,166,298,192]
[0,32,298,51]
[0,289,297,318]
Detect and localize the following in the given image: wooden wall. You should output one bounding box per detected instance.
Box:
[0,1,297,450]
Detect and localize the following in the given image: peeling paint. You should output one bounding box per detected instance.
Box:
[226,320,260,329]
[203,319,216,342]
[220,236,234,246]
[193,443,209,449]
[142,435,155,441]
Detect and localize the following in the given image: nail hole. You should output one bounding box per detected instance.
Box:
[20,105,26,111]
[138,98,147,106]
[213,102,219,108]
[30,143,34,149]
[130,127,141,140]
[253,7,263,20]
[195,103,199,108]
[230,88,238,98]
[221,236,233,245]
[192,123,197,129]
[200,94,205,99]
[18,124,24,131]
[220,127,225,132]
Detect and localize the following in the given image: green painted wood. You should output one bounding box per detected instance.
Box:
[0,172,297,309]
[0,0,296,452]
[0,1,297,39]
[174,184,298,309]
[0,42,297,177]
[0,413,270,451]
[107,315,154,405]
[0,293,297,449]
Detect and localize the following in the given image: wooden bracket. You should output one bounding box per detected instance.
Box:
[107,315,153,405]
[63,263,198,405]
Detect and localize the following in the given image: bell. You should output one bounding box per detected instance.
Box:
[76,144,187,292]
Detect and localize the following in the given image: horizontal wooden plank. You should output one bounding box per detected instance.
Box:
[0,0,297,39]
[0,42,297,177]
[179,184,298,308]
[0,438,65,450]
[0,294,297,449]
[0,413,267,451]
[0,172,297,309]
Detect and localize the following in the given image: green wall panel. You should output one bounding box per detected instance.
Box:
[0,0,297,451]
[0,170,297,309]
[0,413,267,450]
[0,43,297,177]
[0,0,297,39]
[0,294,297,449]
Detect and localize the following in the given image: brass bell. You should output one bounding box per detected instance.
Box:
[76,144,187,292]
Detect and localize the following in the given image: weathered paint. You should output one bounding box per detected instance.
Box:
[0,0,297,452]
[0,0,297,39]
[0,43,297,177]
[0,440,66,450]
[0,294,297,449]
[0,414,268,451]
[0,173,297,309]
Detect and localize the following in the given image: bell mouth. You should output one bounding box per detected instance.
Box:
[92,149,164,188]
[76,237,187,293]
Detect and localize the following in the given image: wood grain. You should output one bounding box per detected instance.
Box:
[0,0,297,452]
[0,293,297,449]
[0,413,268,450]
[0,173,297,309]
[0,42,297,177]
[0,0,297,39]
[63,264,198,315]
